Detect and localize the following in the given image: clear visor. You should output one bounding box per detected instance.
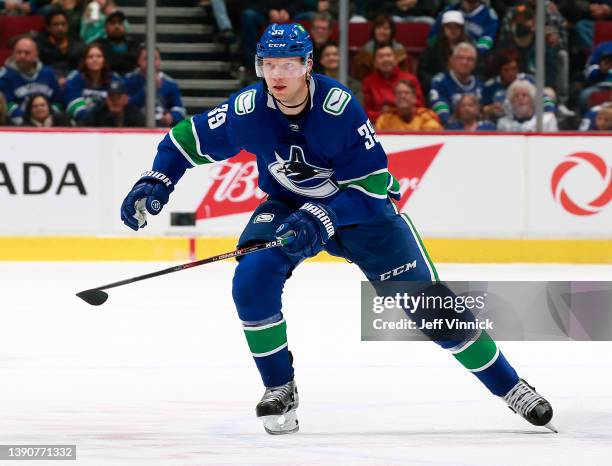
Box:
[255,57,308,79]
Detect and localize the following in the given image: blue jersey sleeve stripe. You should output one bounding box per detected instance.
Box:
[168,127,197,167]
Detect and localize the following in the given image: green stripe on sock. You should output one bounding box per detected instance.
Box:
[243,320,287,356]
[170,118,212,165]
[453,330,498,371]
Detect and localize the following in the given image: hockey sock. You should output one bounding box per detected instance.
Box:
[449,330,518,396]
[243,315,294,387]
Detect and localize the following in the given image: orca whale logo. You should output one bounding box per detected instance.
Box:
[268,145,338,198]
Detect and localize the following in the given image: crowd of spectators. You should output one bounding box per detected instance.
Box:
[0,0,611,132]
[0,1,185,127]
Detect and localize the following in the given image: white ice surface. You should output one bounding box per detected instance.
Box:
[1,262,612,465]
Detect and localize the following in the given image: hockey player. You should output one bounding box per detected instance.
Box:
[120,23,555,435]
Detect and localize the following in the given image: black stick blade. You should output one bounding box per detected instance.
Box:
[76,289,109,306]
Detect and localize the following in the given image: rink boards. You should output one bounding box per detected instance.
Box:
[0,129,610,263]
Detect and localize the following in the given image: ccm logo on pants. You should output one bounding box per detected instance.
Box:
[380,260,417,281]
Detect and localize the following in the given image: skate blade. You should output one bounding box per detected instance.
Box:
[261,409,299,435]
[544,422,558,433]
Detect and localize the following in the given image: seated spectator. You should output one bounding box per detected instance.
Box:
[353,14,410,80]
[319,42,362,103]
[125,46,186,127]
[1,0,31,15]
[0,92,9,125]
[446,94,495,131]
[379,0,437,25]
[575,1,612,51]
[429,0,498,55]
[81,79,144,127]
[362,44,424,122]
[64,42,122,123]
[482,50,555,121]
[21,93,72,127]
[58,0,85,41]
[497,79,558,131]
[96,10,138,75]
[580,41,612,111]
[593,104,612,131]
[429,42,483,126]
[0,36,62,125]
[375,80,442,131]
[498,1,571,115]
[37,9,85,86]
[579,102,612,130]
[309,12,333,74]
[418,10,470,94]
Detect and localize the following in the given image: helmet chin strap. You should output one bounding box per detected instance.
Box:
[267,73,310,109]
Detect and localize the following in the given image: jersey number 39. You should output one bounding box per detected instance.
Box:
[207,104,229,129]
[357,121,379,150]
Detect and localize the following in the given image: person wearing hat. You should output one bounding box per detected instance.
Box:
[81,79,144,127]
[418,10,473,94]
[428,0,499,55]
[96,9,139,75]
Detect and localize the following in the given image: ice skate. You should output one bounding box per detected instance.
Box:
[256,380,299,435]
[502,378,557,433]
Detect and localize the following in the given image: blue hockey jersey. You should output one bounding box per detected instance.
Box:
[429,71,483,125]
[585,41,612,84]
[0,59,63,124]
[152,74,400,226]
[429,3,499,54]
[124,70,186,126]
[64,71,124,122]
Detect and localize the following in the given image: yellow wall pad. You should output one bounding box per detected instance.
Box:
[0,237,610,263]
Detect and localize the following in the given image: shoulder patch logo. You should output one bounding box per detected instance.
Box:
[234,89,256,115]
[322,87,351,116]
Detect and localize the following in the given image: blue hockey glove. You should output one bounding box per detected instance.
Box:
[120,171,174,231]
[276,202,337,259]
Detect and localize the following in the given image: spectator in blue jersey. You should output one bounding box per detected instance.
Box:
[0,36,63,125]
[124,46,186,127]
[96,10,139,75]
[579,102,612,130]
[580,41,612,111]
[497,79,558,132]
[64,42,122,123]
[482,49,556,121]
[429,41,483,126]
[37,9,85,87]
[81,79,144,127]
[428,0,498,56]
[418,10,471,94]
[21,93,72,127]
[446,93,495,131]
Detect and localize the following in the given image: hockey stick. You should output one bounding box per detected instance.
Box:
[76,234,294,307]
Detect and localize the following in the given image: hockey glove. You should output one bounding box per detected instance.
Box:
[120,171,174,231]
[276,202,337,259]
